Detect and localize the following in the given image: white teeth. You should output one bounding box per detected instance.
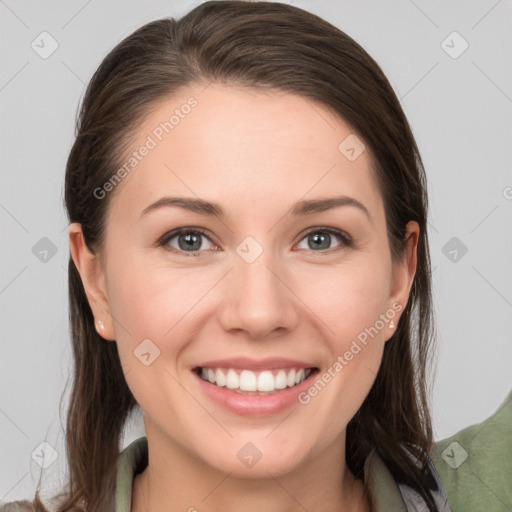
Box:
[274,370,287,390]
[215,368,226,387]
[257,371,275,392]
[198,366,312,392]
[226,369,239,389]
[239,370,257,391]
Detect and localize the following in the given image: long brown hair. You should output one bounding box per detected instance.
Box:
[19,1,435,510]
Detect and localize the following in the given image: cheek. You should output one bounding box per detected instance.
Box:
[292,255,392,344]
[104,251,202,376]
[290,256,390,418]
[107,250,206,336]
[294,275,388,448]
[105,255,203,418]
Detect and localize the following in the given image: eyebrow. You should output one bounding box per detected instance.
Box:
[140,195,371,222]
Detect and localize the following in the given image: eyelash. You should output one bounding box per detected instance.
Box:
[156,226,354,257]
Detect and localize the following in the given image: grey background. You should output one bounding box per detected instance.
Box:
[1,0,511,503]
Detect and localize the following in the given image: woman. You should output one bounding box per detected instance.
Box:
[2,1,510,511]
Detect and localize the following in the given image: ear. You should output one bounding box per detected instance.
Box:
[388,220,419,321]
[68,222,116,341]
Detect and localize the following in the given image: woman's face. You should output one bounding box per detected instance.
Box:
[70,83,417,478]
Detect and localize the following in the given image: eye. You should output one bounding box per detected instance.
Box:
[158,228,216,256]
[296,228,352,252]
[157,226,353,256]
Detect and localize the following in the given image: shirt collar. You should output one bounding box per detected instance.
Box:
[115,436,148,512]
[363,448,408,512]
[115,436,407,512]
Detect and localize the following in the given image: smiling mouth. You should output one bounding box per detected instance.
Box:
[194,366,318,395]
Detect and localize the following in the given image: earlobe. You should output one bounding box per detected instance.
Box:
[68,223,115,341]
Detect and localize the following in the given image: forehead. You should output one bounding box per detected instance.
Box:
[106,83,382,224]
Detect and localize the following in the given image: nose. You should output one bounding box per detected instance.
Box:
[217,249,300,340]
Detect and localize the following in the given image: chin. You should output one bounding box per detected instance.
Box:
[194,437,310,479]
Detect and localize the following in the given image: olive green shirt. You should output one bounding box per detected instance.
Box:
[431,389,512,511]
[113,390,512,511]
[2,390,511,511]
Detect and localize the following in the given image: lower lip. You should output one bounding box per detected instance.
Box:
[193,369,318,417]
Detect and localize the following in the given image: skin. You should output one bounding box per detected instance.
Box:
[69,83,418,512]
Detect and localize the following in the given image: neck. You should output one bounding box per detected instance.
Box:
[131,429,370,512]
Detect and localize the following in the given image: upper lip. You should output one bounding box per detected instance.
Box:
[194,357,317,371]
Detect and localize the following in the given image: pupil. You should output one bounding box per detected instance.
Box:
[177,232,331,252]
[180,233,201,251]
[310,232,330,250]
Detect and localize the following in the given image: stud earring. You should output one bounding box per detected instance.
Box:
[389,320,395,329]
[97,319,105,331]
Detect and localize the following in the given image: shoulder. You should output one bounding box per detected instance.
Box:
[431,389,512,512]
[0,500,35,512]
